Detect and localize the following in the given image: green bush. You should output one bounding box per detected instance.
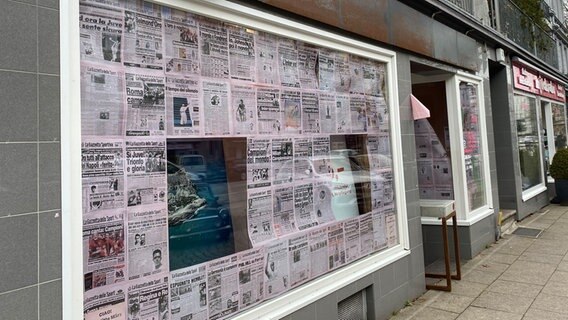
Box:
[550,148,568,180]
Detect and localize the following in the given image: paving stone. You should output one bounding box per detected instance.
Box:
[410,307,458,320]
[471,291,533,314]
[542,281,568,297]
[498,261,555,285]
[473,261,509,274]
[461,269,501,285]
[548,270,568,283]
[523,307,568,320]
[532,293,568,314]
[455,306,521,320]
[556,260,568,272]
[494,237,534,256]
[390,306,458,320]
[517,252,562,266]
[525,240,568,256]
[428,293,475,314]
[485,280,543,298]
[445,280,487,298]
[485,253,518,265]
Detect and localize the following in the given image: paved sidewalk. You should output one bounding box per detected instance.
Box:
[390,204,568,320]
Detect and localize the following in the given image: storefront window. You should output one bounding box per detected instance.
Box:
[459,82,485,211]
[79,1,401,319]
[514,95,543,191]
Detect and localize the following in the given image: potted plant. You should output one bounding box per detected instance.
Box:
[550,147,568,204]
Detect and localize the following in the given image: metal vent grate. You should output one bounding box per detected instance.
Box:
[338,289,366,320]
[512,227,543,238]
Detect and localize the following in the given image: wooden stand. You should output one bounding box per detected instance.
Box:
[425,210,461,292]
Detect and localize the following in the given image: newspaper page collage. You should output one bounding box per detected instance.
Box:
[79,1,398,319]
[414,119,455,200]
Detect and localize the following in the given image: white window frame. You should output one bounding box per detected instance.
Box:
[541,98,567,183]
[445,73,493,222]
[513,91,547,201]
[61,0,410,319]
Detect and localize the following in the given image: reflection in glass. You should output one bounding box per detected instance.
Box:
[514,95,543,191]
[552,103,567,150]
[459,82,485,211]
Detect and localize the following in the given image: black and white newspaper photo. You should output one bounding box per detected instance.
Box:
[271,137,293,185]
[386,212,398,248]
[327,222,346,270]
[256,31,280,85]
[256,87,282,134]
[247,188,275,246]
[287,233,310,287]
[376,95,389,133]
[228,25,256,82]
[349,55,365,94]
[366,95,381,134]
[207,255,240,320]
[319,92,337,134]
[379,169,395,210]
[301,91,320,134]
[363,60,381,96]
[199,18,229,79]
[84,211,126,290]
[170,263,208,320]
[359,213,374,256]
[81,63,125,136]
[264,239,290,298]
[318,48,335,91]
[163,16,200,75]
[125,140,167,207]
[308,227,329,278]
[125,71,166,136]
[278,38,300,88]
[82,140,125,214]
[293,137,313,182]
[127,204,169,280]
[84,284,127,320]
[369,174,385,212]
[237,248,265,309]
[294,182,318,230]
[417,159,434,187]
[281,89,302,134]
[272,185,298,237]
[231,84,257,135]
[344,217,361,263]
[433,158,453,186]
[202,81,230,136]
[165,76,202,136]
[127,274,170,320]
[124,0,161,16]
[335,93,352,133]
[298,43,319,90]
[334,51,351,92]
[372,211,387,252]
[247,137,272,189]
[123,10,164,69]
[313,180,335,224]
[367,134,392,171]
[350,93,368,133]
[312,136,331,177]
[79,3,123,64]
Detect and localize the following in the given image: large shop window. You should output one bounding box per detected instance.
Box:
[78,1,404,319]
[514,94,544,192]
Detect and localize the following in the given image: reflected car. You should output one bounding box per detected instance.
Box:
[167,161,233,242]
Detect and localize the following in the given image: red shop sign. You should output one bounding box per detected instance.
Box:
[513,62,566,102]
